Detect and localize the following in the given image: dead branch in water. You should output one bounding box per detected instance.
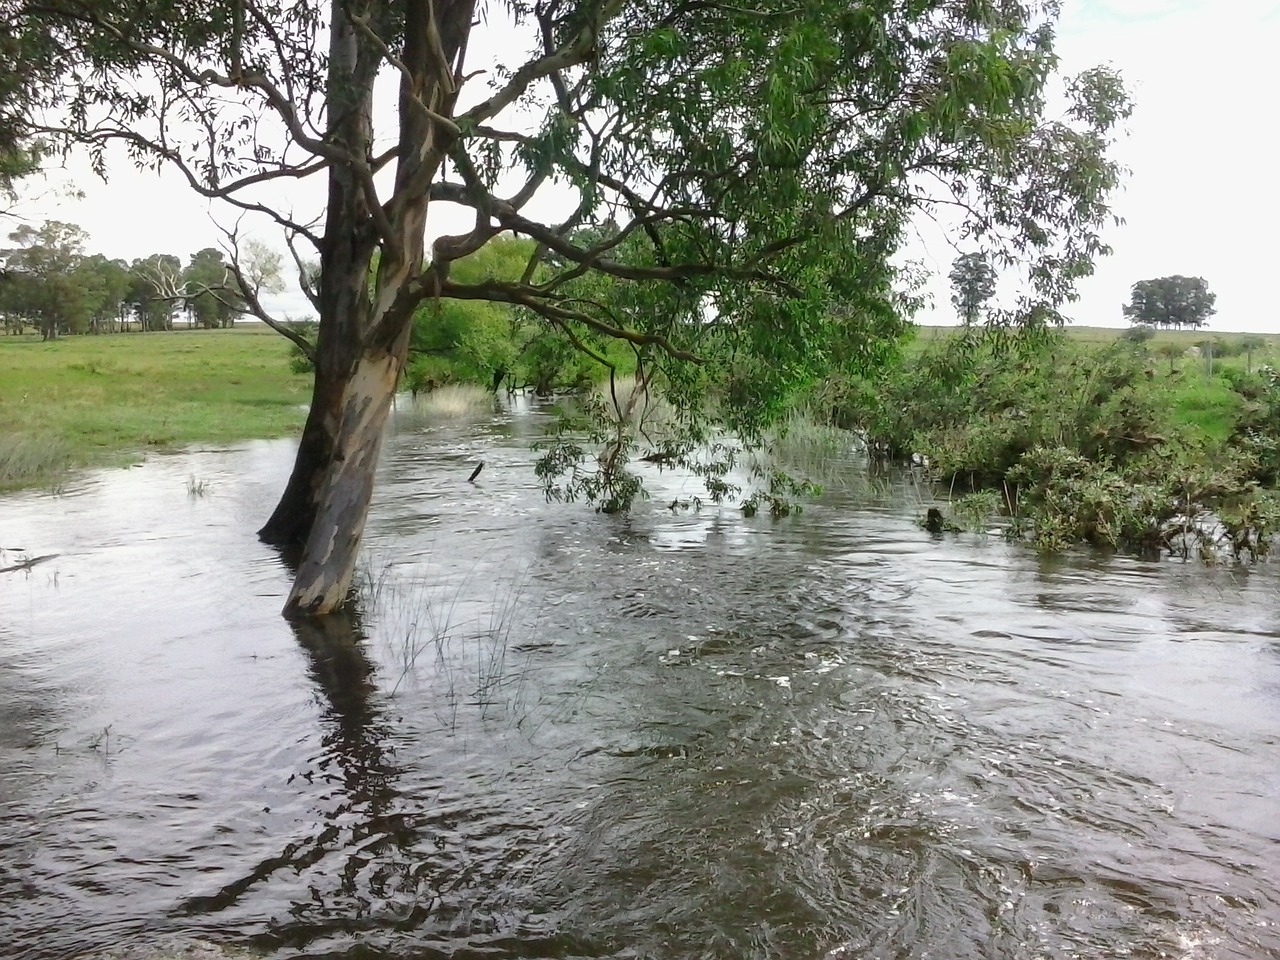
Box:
[0,554,58,574]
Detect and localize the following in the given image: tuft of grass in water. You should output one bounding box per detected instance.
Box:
[0,433,75,489]
[354,556,536,730]
[412,383,495,417]
[761,411,863,490]
[186,475,209,497]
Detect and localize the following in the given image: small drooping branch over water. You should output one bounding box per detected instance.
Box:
[5,0,1131,616]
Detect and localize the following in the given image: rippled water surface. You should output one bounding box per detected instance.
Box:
[2,400,1279,960]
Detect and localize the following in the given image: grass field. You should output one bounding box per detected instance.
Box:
[0,326,310,489]
[915,323,1280,354]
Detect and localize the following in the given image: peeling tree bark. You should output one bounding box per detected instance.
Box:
[283,330,410,616]
[258,1,388,552]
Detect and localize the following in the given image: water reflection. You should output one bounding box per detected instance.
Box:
[177,610,406,949]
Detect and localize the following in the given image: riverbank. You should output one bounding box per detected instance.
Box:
[0,327,309,490]
[826,328,1280,559]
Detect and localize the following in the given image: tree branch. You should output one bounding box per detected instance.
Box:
[438,278,705,364]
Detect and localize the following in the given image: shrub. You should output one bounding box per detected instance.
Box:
[1120,324,1155,343]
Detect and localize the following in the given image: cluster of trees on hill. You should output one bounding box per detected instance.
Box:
[1123,275,1216,330]
[0,220,249,339]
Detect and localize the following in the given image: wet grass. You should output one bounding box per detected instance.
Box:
[0,327,310,489]
[412,383,495,417]
[0,433,76,490]
[763,411,865,490]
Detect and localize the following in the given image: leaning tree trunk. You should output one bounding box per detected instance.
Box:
[258,1,383,550]
[266,0,472,614]
[257,362,348,548]
[283,329,410,616]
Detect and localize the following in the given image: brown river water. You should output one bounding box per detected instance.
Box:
[2,398,1279,960]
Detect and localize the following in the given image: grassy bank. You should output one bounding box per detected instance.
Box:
[0,326,309,489]
[912,325,1280,440]
[830,327,1280,559]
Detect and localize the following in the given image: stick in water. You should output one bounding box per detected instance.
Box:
[468,462,484,483]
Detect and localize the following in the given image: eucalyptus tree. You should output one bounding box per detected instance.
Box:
[949,252,998,326]
[0,220,96,339]
[184,247,246,328]
[6,0,1131,616]
[128,254,184,331]
[81,253,132,333]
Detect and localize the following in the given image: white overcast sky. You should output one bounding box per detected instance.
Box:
[12,0,1279,331]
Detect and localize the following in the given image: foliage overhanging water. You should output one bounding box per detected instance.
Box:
[1,398,1278,960]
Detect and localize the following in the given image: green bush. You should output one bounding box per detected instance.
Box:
[811,331,1280,559]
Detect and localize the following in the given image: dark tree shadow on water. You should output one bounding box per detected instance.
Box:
[176,607,429,952]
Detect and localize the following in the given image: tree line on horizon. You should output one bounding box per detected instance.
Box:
[0,219,248,340]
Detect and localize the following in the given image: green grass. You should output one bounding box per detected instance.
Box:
[0,326,310,489]
[1165,375,1243,442]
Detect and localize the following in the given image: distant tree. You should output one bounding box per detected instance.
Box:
[1123,276,1216,330]
[0,220,96,339]
[128,254,184,331]
[183,247,246,328]
[948,252,997,325]
[80,254,131,333]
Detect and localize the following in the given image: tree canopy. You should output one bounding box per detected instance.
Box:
[2,0,1133,615]
[1123,275,1216,330]
[949,253,998,326]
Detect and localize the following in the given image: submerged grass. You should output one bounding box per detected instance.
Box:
[0,433,76,490]
[761,411,864,491]
[0,327,310,489]
[412,383,495,417]
[353,555,537,731]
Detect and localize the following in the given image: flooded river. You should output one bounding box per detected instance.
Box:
[2,399,1279,960]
